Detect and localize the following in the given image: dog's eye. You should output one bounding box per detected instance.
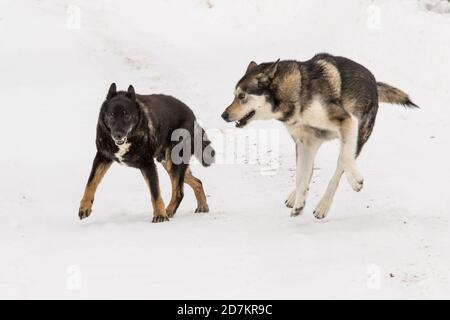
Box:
[108,112,114,118]
[238,93,246,100]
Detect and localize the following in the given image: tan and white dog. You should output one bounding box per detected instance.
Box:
[222,53,417,219]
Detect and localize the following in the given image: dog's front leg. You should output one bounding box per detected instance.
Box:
[79,152,112,220]
[141,159,168,223]
[291,140,321,217]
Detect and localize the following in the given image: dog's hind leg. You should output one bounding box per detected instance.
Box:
[161,158,187,218]
[141,159,168,223]
[185,167,209,213]
[313,118,367,219]
[313,109,375,219]
[313,161,344,219]
[167,164,187,217]
[161,150,187,217]
[291,139,322,217]
[339,116,364,192]
[79,152,112,220]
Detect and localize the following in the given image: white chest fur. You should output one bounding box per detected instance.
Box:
[284,96,342,141]
[114,142,131,163]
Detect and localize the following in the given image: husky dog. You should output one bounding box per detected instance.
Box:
[79,83,214,223]
[222,53,417,219]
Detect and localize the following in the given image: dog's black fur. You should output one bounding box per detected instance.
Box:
[79,83,214,223]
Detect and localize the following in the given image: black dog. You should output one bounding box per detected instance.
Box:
[79,83,214,223]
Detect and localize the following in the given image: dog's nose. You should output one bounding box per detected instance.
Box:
[221,111,229,121]
[113,134,124,140]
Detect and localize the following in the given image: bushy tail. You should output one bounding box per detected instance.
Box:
[377,82,418,108]
[193,121,215,167]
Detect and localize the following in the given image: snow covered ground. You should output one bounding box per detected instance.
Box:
[0,0,449,299]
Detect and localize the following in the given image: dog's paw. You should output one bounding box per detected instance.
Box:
[348,176,364,192]
[195,205,209,213]
[313,199,331,219]
[345,170,364,192]
[78,200,92,220]
[166,209,175,218]
[290,206,304,217]
[166,204,179,218]
[78,207,92,220]
[152,215,170,223]
[285,190,296,208]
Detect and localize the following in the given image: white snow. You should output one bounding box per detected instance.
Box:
[0,0,449,299]
[422,0,450,13]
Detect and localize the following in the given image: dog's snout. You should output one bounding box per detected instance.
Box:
[221,111,230,121]
[113,134,124,140]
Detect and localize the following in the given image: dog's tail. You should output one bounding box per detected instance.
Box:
[377,82,419,108]
[193,121,215,167]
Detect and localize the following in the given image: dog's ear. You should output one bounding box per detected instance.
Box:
[266,59,280,79]
[126,85,136,100]
[246,61,258,74]
[256,59,280,85]
[106,83,117,100]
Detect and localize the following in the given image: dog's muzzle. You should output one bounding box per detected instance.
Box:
[221,111,230,122]
[113,135,127,146]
